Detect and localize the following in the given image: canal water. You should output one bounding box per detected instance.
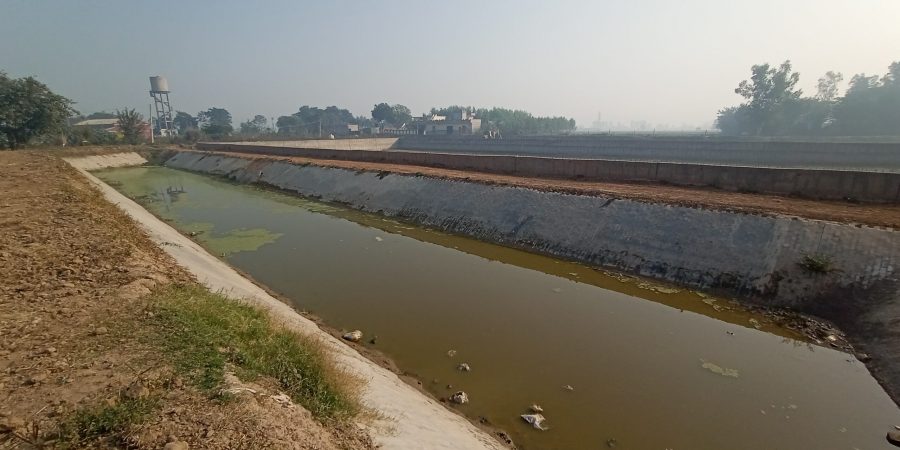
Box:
[96,166,900,450]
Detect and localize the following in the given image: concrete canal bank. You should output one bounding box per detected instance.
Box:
[66,152,508,450]
[160,149,900,403]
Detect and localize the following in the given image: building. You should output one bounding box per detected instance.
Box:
[72,118,152,141]
[415,111,481,135]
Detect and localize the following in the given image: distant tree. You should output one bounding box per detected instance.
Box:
[371,103,392,123]
[390,104,412,126]
[278,106,356,136]
[116,108,146,144]
[173,111,198,133]
[372,103,412,126]
[717,60,900,136]
[85,111,117,120]
[832,62,900,135]
[197,107,233,137]
[0,72,77,149]
[240,114,268,134]
[732,61,802,135]
[815,71,843,101]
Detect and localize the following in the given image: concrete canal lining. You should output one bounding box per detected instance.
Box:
[65,153,507,450]
[162,149,900,404]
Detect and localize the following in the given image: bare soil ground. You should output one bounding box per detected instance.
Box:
[199,150,900,229]
[0,150,371,449]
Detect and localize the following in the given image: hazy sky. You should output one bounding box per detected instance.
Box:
[2,0,899,129]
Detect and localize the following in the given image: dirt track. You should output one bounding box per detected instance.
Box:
[196,150,900,229]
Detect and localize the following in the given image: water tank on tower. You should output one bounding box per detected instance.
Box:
[149,76,175,136]
[149,76,170,93]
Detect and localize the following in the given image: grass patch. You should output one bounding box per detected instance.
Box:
[799,254,835,273]
[146,283,360,421]
[58,396,158,448]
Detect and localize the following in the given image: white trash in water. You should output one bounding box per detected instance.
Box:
[342,330,363,342]
[521,413,548,430]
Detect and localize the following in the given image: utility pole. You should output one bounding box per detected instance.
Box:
[318,119,322,138]
[149,103,154,144]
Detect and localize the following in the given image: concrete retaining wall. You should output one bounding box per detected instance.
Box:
[166,150,900,400]
[195,142,900,203]
[395,135,900,172]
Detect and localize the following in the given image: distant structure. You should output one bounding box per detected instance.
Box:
[149,76,175,137]
[414,110,481,135]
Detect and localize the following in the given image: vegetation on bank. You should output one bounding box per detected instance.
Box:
[147,284,361,419]
[716,60,900,137]
[52,283,361,447]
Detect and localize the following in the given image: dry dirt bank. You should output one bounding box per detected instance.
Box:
[0,150,373,449]
[193,149,900,229]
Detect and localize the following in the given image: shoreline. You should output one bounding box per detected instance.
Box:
[65,153,509,450]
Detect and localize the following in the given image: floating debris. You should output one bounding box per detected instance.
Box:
[449,391,469,404]
[606,438,618,448]
[637,282,681,294]
[552,288,563,293]
[374,236,383,242]
[342,330,362,342]
[457,363,471,372]
[562,384,575,391]
[447,349,457,358]
[748,318,762,330]
[521,413,548,430]
[700,359,739,378]
[529,404,544,413]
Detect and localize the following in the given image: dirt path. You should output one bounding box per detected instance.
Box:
[195,150,900,229]
[0,151,373,449]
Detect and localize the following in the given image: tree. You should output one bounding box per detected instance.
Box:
[277,105,356,136]
[116,108,146,144]
[86,111,116,120]
[173,111,198,134]
[815,71,843,101]
[716,60,900,136]
[0,72,77,149]
[240,114,268,134]
[371,103,412,127]
[390,104,412,126]
[733,61,802,135]
[197,107,233,137]
[832,62,900,135]
[371,103,392,123]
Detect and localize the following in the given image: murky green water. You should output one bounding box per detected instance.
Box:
[97,166,900,450]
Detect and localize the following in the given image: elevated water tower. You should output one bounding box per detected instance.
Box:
[149,76,175,136]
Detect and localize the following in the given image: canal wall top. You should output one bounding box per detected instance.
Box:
[195,142,900,203]
[394,135,900,172]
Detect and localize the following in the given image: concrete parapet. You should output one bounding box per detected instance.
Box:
[195,142,900,203]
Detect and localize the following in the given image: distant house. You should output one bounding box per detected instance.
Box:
[72,118,152,141]
[415,111,481,135]
[72,118,120,131]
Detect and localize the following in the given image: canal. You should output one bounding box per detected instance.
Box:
[96,166,900,450]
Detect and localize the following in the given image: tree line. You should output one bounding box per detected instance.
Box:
[716,60,900,136]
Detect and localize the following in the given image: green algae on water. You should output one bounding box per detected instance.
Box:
[200,227,283,256]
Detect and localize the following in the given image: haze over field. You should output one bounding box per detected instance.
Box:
[2,0,899,129]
